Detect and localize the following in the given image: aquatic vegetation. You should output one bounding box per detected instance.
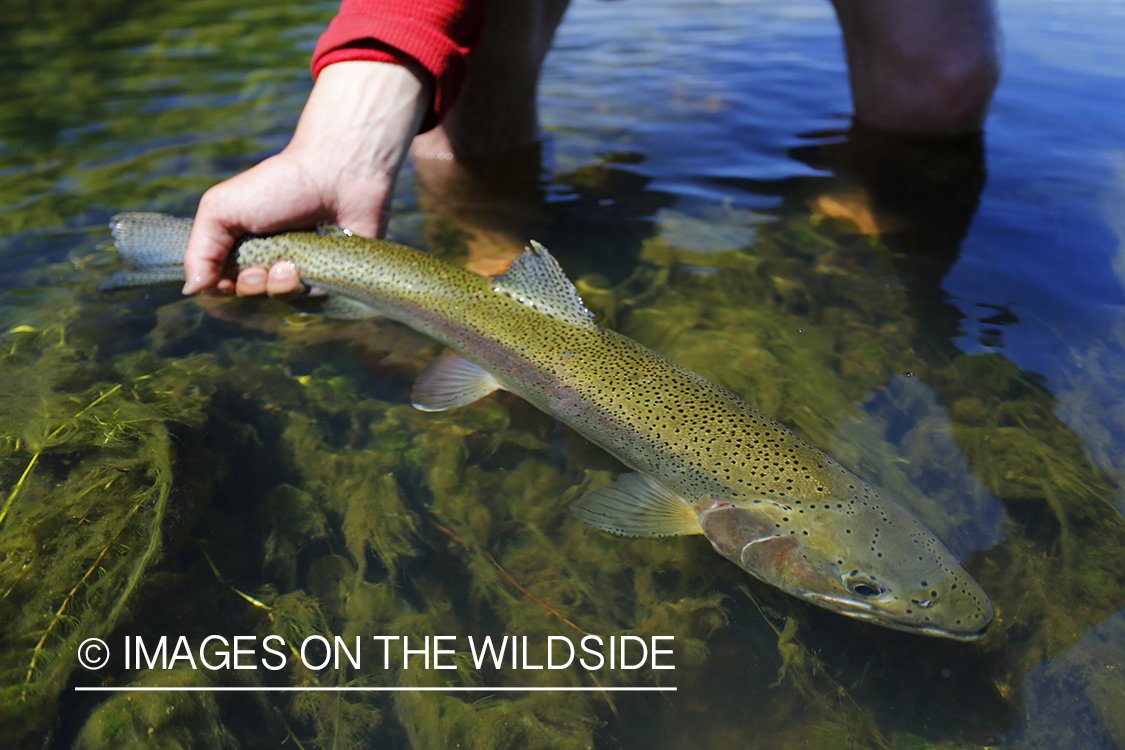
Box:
[72,668,236,750]
[0,0,333,240]
[626,215,914,452]
[0,307,212,738]
[3,196,1124,750]
[2,0,1125,741]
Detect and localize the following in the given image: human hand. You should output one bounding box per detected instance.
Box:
[183,60,431,297]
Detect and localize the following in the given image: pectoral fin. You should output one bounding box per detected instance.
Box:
[411,353,503,412]
[570,473,701,537]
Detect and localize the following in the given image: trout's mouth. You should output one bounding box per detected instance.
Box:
[804,592,990,641]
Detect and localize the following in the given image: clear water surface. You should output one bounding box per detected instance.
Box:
[2,1,1124,748]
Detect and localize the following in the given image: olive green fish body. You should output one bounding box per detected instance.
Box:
[110,214,994,639]
[240,232,821,496]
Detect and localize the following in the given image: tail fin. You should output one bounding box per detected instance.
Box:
[100,212,193,289]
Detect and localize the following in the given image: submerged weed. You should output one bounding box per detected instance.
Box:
[2,208,1125,750]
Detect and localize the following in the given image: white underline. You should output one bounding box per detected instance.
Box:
[75,686,674,693]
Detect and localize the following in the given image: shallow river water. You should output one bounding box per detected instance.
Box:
[2,1,1125,748]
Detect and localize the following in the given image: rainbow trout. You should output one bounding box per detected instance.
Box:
[108,212,993,639]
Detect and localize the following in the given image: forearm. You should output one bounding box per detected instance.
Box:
[312,0,489,129]
[290,60,430,199]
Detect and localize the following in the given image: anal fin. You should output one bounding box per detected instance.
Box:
[411,353,503,412]
[570,473,701,538]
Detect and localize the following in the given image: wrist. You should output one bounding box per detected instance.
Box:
[288,60,431,181]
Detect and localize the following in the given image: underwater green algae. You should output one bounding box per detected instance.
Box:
[0,311,212,739]
[0,0,1122,745]
[600,206,1125,746]
[72,668,237,750]
[2,192,1125,750]
[0,257,727,748]
[0,0,331,240]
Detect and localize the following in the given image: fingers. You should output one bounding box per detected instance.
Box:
[234,261,304,298]
[184,158,316,298]
[180,62,429,298]
[267,262,302,296]
[183,161,386,299]
[234,267,267,296]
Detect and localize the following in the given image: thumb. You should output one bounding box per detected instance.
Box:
[183,190,244,294]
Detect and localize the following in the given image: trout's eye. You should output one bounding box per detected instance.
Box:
[842,572,884,599]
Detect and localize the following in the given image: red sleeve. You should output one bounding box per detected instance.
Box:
[311,0,488,130]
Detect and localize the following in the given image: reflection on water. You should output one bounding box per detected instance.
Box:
[2,0,1125,748]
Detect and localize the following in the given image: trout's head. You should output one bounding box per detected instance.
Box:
[698,490,993,640]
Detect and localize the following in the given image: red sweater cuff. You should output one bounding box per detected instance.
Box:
[311,0,486,131]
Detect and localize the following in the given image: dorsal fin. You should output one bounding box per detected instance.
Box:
[491,241,595,328]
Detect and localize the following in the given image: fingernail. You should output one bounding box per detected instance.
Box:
[271,262,296,280]
[243,268,267,284]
